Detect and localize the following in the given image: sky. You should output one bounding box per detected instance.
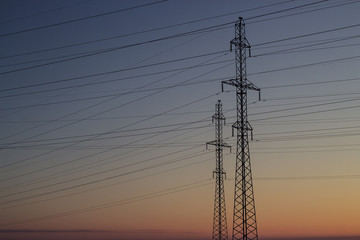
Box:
[1,0,360,240]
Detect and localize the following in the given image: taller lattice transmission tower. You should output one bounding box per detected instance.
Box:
[207,100,231,240]
[222,17,260,240]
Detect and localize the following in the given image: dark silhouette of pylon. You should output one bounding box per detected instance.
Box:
[207,100,231,240]
[222,17,261,240]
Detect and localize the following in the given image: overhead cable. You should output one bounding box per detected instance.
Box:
[0,0,168,38]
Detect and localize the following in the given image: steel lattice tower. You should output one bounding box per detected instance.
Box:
[222,17,260,240]
[207,100,231,240]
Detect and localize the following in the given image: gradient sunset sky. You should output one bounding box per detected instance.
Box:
[1,0,360,240]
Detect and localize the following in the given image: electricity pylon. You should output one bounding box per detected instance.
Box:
[222,17,260,240]
[207,100,231,240]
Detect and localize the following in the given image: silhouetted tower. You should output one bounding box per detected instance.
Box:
[222,17,260,240]
[207,100,231,240]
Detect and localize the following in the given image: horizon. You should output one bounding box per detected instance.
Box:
[1,229,360,240]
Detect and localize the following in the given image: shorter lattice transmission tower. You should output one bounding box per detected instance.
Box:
[207,100,231,240]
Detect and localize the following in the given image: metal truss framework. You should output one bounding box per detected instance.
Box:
[207,100,231,240]
[222,17,260,240]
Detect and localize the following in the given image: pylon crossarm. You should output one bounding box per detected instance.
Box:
[245,80,260,92]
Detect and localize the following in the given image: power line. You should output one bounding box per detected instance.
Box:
[250,96,359,109]
[0,32,213,127]
[254,148,360,154]
[252,22,360,47]
[0,0,167,38]
[252,103,360,122]
[4,50,360,100]
[1,170,358,227]
[0,0,330,72]
[0,63,225,191]
[0,0,340,78]
[249,54,360,76]
[1,143,202,151]
[0,146,210,206]
[0,0,294,60]
[0,53,229,146]
[254,142,360,150]
[250,97,360,117]
[0,120,207,144]
[1,171,358,227]
[0,26,231,75]
[254,116,360,125]
[0,123,214,192]
[0,79,226,111]
[254,32,360,50]
[0,107,218,196]
[255,175,360,181]
[1,157,214,210]
[5,93,356,128]
[0,0,93,25]
[3,78,360,116]
[0,127,215,196]
[0,50,227,92]
[0,179,212,227]
[261,76,360,89]
[4,91,358,123]
[259,42,360,57]
[248,0,360,24]
[256,129,360,142]
[0,49,104,69]
[260,91,360,102]
[0,2,354,76]
[0,125,211,150]
[0,41,226,69]
[0,149,211,202]
[0,68,226,160]
[3,78,360,179]
[1,51,358,101]
[0,101,226,194]
[0,90,220,169]
[0,62,232,100]
[246,0,328,20]
[0,109,218,123]
[253,33,360,57]
[0,60,231,99]
[0,0,351,81]
[257,125,360,137]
